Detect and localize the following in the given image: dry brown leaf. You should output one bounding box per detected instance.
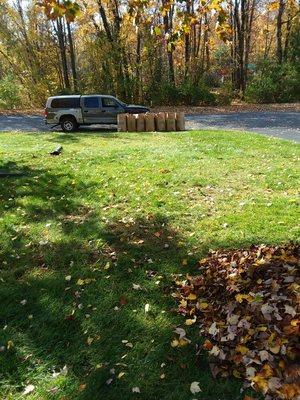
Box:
[172,243,299,399]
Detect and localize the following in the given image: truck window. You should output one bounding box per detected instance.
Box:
[84,97,100,108]
[102,97,119,108]
[51,97,80,108]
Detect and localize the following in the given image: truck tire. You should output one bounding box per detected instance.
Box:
[60,116,78,132]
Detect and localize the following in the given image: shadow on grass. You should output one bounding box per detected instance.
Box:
[0,162,255,399]
[25,130,165,145]
[23,131,120,144]
[0,161,31,177]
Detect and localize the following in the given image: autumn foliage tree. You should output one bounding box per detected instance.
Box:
[0,0,299,107]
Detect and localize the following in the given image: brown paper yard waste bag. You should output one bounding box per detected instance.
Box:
[145,113,155,131]
[166,112,176,131]
[127,114,137,132]
[117,113,127,132]
[155,112,166,131]
[117,112,185,132]
[176,112,185,131]
[136,114,145,132]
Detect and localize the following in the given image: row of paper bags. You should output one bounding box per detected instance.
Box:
[117,112,185,132]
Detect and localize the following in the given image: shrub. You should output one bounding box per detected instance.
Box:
[148,80,216,106]
[216,81,234,105]
[245,61,300,103]
[245,73,277,103]
[0,75,22,109]
[160,82,182,105]
[179,81,216,106]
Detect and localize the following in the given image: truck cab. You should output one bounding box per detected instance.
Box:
[45,95,149,132]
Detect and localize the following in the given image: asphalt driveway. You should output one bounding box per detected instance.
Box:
[0,111,299,142]
[187,111,300,142]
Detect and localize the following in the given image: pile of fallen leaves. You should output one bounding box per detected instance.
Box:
[172,244,299,399]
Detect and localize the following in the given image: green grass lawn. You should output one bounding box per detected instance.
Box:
[0,130,299,400]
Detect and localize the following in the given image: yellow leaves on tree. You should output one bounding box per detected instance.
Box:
[37,0,81,22]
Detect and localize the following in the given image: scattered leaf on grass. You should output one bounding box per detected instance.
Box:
[132,284,142,290]
[79,383,86,392]
[185,316,197,325]
[77,278,95,286]
[119,296,126,306]
[7,340,13,350]
[23,385,35,395]
[190,381,201,394]
[86,337,94,346]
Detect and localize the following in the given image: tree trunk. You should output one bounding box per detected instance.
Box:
[162,1,175,83]
[66,21,78,91]
[15,0,39,83]
[167,51,175,83]
[136,27,141,101]
[184,0,191,76]
[276,0,285,64]
[204,13,210,72]
[244,0,256,89]
[232,0,254,94]
[97,0,113,42]
[56,17,70,90]
[283,13,292,61]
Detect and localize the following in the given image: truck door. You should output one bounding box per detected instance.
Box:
[82,96,102,124]
[101,97,125,124]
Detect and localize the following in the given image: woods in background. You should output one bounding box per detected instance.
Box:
[0,0,299,108]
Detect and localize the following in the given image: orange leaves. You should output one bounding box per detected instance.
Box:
[186,293,197,301]
[235,293,252,303]
[250,364,275,394]
[268,0,280,11]
[173,243,299,399]
[260,363,274,379]
[235,345,249,355]
[203,339,213,350]
[171,327,191,348]
[251,374,269,393]
[281,383,300,399]
[198,301,209,310]
[171,338,189,348]
[185,316,197,325]
[37,0,81,22]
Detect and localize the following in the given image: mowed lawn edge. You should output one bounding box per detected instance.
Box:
[0,130,299,400]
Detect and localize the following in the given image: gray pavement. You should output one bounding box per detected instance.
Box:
[186,111,300,142]
[0,111,299,142]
